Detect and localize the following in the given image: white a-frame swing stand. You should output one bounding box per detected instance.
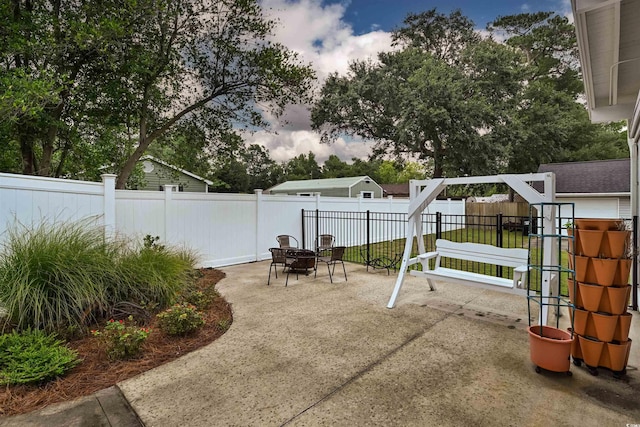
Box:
[387,172,558,326]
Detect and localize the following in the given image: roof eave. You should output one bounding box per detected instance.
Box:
[556,192,630,197]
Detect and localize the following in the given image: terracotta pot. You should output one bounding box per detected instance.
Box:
[572,307,590,336]
[599,285,631,315]
[578,335,605,367]
[591,311,618,342]
[568,279,583,308]
[591,258,618,286]
[528,325,573,373]
[570,255,595,283]
[567,228,581,257]
[579,282,605,312]
[575,218,623,231]
[577,229,604,257]
[600,340,631,372]
[570,330,583,360]
[602,230,630,259]
[614,258,632,286]
[613,312,633,342]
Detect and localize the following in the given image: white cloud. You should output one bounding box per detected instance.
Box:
[245,129,371,164]
[249,0,394,165]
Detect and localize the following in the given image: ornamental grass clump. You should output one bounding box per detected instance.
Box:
[0,220,198,334]
[156,303,205,336]
[92,316,151,360]
[0,328,81,385]
[109,237,197,310]
[0,219,113,332]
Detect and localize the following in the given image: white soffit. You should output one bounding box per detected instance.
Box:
[573,0,640,123]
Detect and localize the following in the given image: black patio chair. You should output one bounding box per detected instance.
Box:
[314,246,347,283]
[315,234,335,253]
[277,235,299,249]
[268,247,290,285]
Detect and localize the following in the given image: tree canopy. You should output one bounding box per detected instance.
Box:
[312,9,628,179]
[1,0,315,188]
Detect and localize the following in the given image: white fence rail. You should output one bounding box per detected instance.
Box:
[0,173,465,267]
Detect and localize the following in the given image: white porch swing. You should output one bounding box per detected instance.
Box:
[386,172,559,326]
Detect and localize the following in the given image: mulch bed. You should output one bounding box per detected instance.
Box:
[0,268,232,417]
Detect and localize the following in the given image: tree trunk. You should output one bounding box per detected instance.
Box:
[117,135,155,189]
[20,136,36,175]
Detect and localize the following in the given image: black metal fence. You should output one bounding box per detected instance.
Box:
[301,209,638,311]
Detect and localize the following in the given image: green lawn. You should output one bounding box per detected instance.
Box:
[346,227,574,295]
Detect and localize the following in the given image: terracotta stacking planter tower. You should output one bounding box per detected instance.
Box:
[569,218,633,377]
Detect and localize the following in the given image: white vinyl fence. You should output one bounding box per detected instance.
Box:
[0,173,465,267]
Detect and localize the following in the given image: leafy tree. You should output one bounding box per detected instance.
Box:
[393,9,480,64]
[312,10,523,178]
[349,158,384,182]
[487,12,581,95]
[487,12,628,172]
[1,0,132,176]
[397,162,427,182]
[242,144,284,191]
[322,155,354,178]
[1,1,314,188]
[101,0,314,188]
[377,161,400,184]
[284,152,322,181]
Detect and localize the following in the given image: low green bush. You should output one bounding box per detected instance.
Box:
[0,329,81,385]
[156,303,205,336]
[180,287,219,310]
[92,316,151,360]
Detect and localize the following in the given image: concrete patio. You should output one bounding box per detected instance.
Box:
[5,260,640,426]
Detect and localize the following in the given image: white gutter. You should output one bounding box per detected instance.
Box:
[555,192,630,197]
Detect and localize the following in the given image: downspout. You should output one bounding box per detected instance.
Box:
[630,121,639,311]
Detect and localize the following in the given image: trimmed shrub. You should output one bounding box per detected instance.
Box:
[0,329,80,385]
[157,303,205,336]
[92,316,151,360]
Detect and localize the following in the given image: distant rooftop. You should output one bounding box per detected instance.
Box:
[537,159,629,194]
[268,176,375,192]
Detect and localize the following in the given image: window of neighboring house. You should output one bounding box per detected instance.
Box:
[158,185,163,191]
[361,191,373,199]
[297,192,314,196]
[178,185,184,192]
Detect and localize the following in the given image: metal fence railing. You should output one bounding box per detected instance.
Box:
[301,209,638,311]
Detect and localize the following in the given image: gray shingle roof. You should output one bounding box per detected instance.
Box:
[268,176,373,192]
[536,159,629,193]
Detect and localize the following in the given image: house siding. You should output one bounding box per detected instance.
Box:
[556,196,622,219]
[351,181,383,198]
[140,163,207,192]
[619,197,632,218]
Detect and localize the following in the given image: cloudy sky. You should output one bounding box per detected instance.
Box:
[249,0,573,165]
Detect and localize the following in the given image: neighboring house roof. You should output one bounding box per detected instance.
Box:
[536,159,630,194]
[381,183,409,198]
[141,155,213,185]
[268,176,379,193]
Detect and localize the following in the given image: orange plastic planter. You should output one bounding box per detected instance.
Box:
[528,325,573,373]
